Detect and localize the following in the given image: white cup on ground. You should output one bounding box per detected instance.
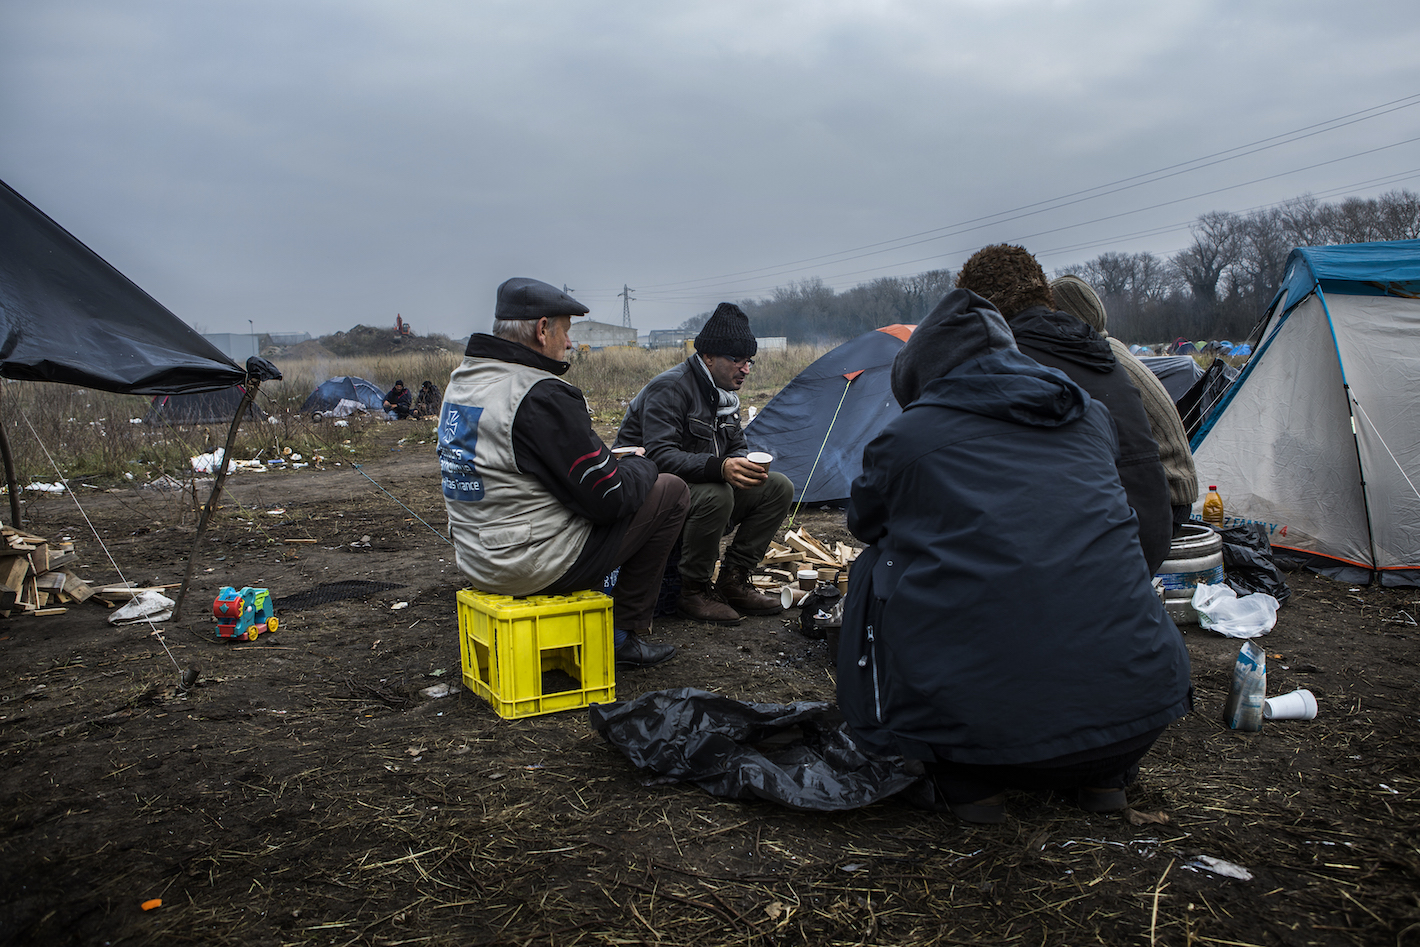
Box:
[781,586,809,608]
[1263,688,1318,720]
[797,569,818,591]
[746,451,773,469]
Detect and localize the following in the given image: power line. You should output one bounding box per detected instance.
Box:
[618,92,1420,298]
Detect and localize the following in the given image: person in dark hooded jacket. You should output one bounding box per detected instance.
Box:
[955,244,1173,574]
[836,288,1191,824]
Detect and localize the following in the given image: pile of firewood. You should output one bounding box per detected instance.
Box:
[753,526,860,590]
[0,527,175,617]
[0,527,86,616]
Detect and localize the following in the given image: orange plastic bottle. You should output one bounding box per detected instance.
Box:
[1202,485,1225,528]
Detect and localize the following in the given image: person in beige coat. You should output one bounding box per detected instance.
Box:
[1050,276,1199,532]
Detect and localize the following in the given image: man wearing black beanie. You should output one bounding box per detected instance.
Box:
[616,303,794,624]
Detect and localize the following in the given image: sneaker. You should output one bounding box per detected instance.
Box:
[715,565,784,616]
[676,580,743,624]
[614,632,676,670]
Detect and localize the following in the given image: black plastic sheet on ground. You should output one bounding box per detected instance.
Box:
[1220,523,1292,605]
[589,687,930,811]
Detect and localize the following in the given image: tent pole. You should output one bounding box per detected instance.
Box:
[173,380,260,621]
[0,421,20,528]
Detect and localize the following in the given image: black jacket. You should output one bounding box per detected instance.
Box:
[615,357,747,483]
[837,347,1191,765]
[1008,306,1173,574]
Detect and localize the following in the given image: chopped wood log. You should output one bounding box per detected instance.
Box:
[61,573,96,603]
[32,607,68,616]
[0,555,30,593]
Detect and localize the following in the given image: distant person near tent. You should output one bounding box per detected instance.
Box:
[1051,275,1199,533]
[955,244,1173,575]
[616,303,793,624]
[440,278,686,668]
[383,380,412,419]
[412,380,441,419]
[837,288,1191,824]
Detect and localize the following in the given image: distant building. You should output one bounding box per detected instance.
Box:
[267,332,312,346]
[758,337,787,352]
[203,333,260,363]
[570,320,636,350]
[647,329,695,349]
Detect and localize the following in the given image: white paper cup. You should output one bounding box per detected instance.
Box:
[797,569,818,591]
[1263,688,1317,720]
[781,585,809,608]
[746,451,773,469]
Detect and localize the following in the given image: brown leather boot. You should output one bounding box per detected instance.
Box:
[715,565,784,616]
[677,579,742,625]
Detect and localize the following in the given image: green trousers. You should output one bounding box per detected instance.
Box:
[679,471,794,583]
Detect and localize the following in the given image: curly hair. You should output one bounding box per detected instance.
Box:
[954,244,1055,319]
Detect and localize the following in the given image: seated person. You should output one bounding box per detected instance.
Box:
[412,380,442,419]
[955,245,1173,574]
[615,303,793,624]
[383,380,413,419]
[1050,275,1199,533]
[836,288,1192,823]
[440,278,686,668]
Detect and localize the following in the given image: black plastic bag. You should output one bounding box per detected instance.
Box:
[1220,523,1292,605]
[589,688,930,811]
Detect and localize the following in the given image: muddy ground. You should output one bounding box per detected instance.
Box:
[1,422,1417,946]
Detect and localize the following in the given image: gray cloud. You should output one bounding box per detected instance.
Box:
[4,0,1418,336]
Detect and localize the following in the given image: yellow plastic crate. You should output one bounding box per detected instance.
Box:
[457,588,616,719]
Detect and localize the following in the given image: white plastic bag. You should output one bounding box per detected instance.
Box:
[1191,582,1279,638]
[109,590,176,625]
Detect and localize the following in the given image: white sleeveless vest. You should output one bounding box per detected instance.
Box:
[439,357,593,595]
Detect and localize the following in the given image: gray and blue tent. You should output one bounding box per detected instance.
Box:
[1192,238,1420,587]
[301,376,386,415]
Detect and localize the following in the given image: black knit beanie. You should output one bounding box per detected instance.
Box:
[694,303,758,359]
[890,289,1017,407]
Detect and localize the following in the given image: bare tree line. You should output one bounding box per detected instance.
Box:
[687,190,1420,345]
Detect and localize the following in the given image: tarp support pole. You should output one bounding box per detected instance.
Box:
[173,379,261,621]
[0,421,19,528]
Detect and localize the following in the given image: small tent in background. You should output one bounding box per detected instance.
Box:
[1192,238,1420,587]
[301,376,386,416]
[745,325,914,505]
[145,385,267,425]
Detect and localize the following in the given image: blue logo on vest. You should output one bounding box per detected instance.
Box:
[438,403,485,501]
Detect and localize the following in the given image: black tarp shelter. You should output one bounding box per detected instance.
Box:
[0,178,246,395]
[0,178,279,616]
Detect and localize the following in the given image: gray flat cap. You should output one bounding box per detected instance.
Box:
[495,278,590,321]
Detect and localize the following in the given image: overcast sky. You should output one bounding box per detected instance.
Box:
[3,1,1418,339]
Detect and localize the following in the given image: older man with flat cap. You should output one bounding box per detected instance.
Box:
[439,278,688,669]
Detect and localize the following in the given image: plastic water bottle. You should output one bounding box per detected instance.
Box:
[1202,485,1225,528]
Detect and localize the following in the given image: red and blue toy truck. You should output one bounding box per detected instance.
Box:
[214,586,278,641]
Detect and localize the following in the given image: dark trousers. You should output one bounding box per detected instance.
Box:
[927,726,1168,805]
[550,474,688,632]
[679,471,794,583]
